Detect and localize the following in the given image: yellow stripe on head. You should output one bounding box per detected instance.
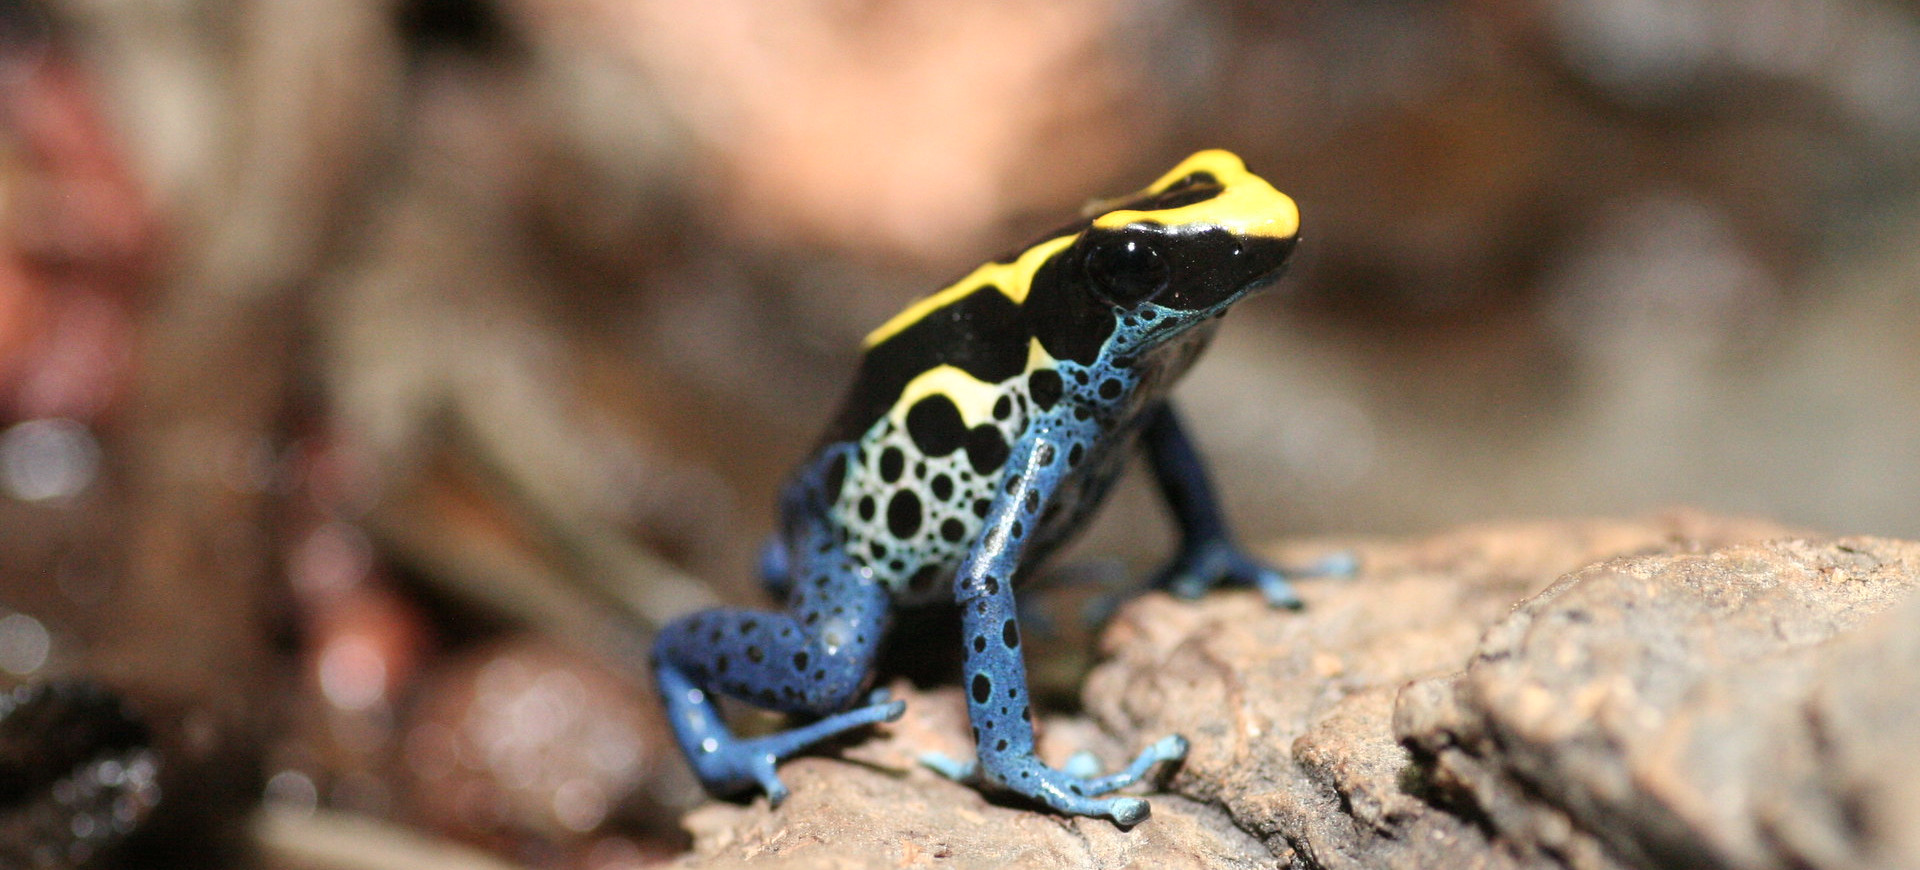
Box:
[1091,149,1299,240]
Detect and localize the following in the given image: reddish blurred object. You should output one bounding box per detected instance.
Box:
[399,635,692,863]
[0,7,154,424]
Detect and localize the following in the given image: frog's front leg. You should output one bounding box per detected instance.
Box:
[930,436,1188,825]
[652,560,902,805]
[1141,403,1351,608]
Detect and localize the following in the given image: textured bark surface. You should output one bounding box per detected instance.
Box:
[671,512,1920,868]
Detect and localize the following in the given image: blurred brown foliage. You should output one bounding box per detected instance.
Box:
[1,0,1917,867]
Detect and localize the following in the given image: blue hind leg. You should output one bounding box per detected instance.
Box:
[1141,403,1354,608]
[652,562,901,804]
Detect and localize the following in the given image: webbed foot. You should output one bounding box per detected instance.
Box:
[930,735,1188,825]
[664,672,904,805]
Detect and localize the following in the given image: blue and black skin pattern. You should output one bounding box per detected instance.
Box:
[653,150,1313,825]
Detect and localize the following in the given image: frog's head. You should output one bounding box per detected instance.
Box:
[1026,150,1299,365]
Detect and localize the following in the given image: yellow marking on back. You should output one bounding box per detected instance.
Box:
[887,366,1004,430]
[1092,150,1298,240]
[1025,337,1055,371]
[863,235,1077,349]
[884,339,1059,430]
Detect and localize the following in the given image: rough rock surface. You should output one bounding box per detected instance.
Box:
[1395,535,1920,870]
[672,513,1920,869]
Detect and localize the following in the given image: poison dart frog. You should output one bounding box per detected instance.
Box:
[653,150,1330,825]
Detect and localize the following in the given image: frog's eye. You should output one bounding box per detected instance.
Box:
[1084,237,1169,307]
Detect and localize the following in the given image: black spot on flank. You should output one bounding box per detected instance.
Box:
[889,559,905,574]
[813,669,826,681]
[973,499,992,518]
[905,395,968,456]
[1023,491,1039,515]
[716,655,730,674]
[779,626,793,638]
[993,395,1012,420]
[973,635,986,653]
[708,629,723,645]
[972,673,992,704]
[740,618,759,634]
[1073,406,1092,421]
[1033,443,1055,467]
[995,739,1009,752]
[1004,619,1020,649]
[746,645,764,664]
[941,518,966,543]
[1028,369,1063,410]
[792,650,810,671]
[965,426,1010,475]
[1067,443,1084,467]
[805,612,820,625]
[1098,378,1123,400]
[930,473,953,501]
[858,496,876,521]
[1010,521,1024,539]
[983,575,1001,596]
[879,446,905,482]
[869,541,888,561]
[1072,370,1090,385]
[887,490,923,538]
[1139,309,1157,321]
[1007,687,1018,698]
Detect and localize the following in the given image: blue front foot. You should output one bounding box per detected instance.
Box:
[923,735,1188,825]
[1154,540,1355,609]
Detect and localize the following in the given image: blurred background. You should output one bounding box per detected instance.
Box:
[2,0,1918,866]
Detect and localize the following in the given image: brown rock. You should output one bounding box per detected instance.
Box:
[1083,512,1794,868]
[1395,536,1920,870]
[672,513,1920,869]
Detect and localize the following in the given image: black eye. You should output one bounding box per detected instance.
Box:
[1084,237,1169,306]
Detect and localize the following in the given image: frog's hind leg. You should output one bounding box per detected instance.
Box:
[652,565,900,805]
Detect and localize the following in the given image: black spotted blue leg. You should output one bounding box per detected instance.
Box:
[652,556,903,805]
[923,436,1188,825]
[1141,403,1354,608]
